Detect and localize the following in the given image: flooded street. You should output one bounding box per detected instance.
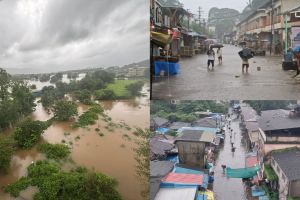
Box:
[0,85,149,200]
[152,45,300,100]
[214,111,247,200]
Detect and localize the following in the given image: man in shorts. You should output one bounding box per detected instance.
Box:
[242,58,249,73]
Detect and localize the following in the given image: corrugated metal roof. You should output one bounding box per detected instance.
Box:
[272,148,300,181]
[258,109,300,131]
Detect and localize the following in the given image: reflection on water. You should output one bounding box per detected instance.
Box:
[0,87,149,200]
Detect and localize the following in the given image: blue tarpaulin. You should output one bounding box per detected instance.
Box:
[251,186,265,197]
[293,46,300,53]
[166,155,179,163]
[174,167,204,175]
[160,182,199,188]
[154,61,180,76]
[226,165,260,178]
[259,196,269,200]
[156,127,170,134]
[178,127,217,134]
[196,194,208,200]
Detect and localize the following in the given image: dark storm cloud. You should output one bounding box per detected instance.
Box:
[0,0,149,72]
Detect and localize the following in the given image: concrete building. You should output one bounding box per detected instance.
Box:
[175,129,215,168]
[270,148,300,199]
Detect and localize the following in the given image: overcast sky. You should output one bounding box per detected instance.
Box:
[181,0,248,19]
[0,0,149,73]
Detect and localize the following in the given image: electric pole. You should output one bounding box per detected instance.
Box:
[270,0,274,55]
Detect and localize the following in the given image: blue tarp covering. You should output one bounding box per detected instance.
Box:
[259,195,269,200]
[196,194,208,200]
[166,155,179,163]
[156,127,170,134]
[293,46,300,53]
[251,186,265,197]
[178,127,217,134]
[174,167,204,175]
[154,61,180,75]
[226,165,260,178]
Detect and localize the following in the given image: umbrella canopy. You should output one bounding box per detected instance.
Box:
[239,41,247,46]
[204,39,218,45]
[210,44,224,48]
[293,46,300,53]
[238,48,254,59]
[151,31,172,47]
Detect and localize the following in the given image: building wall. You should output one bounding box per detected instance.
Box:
[176,141,206,168]
[271,158,289,200]
[290,180,300,197]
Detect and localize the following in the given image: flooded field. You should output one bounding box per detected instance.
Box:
[0,85,149,200]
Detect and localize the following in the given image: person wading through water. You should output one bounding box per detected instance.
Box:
[207,46,215,69]
[217,48,222,65]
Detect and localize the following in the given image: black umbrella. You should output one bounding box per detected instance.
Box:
[211,44,224,48]
[238,48,254,59]
[239,41,247,46]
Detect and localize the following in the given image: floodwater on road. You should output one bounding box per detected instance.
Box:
[213,112,247,200]
[0,86,149,200]
[152,45,300,100]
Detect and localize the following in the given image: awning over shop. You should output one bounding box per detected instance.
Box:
[151,31,172,47]
[226,165,260,178]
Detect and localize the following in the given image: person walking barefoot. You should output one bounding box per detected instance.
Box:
[242,57,249,73]
[217,48,222,65]
[207,47,215,69]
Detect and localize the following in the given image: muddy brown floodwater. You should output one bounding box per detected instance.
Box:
[0,85,149,200]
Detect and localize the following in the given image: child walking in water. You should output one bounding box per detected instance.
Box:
[207,47,215,69]
[217,48,222,64]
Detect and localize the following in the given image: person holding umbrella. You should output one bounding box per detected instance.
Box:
[207,46,215,69]
[239,46,254,73]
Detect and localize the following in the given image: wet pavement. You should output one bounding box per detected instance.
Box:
[152,45,300,100]
[213,111,247,200]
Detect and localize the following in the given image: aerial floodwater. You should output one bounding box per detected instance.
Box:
[0,78,149,200]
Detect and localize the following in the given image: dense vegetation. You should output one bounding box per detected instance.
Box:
[50,73,63,83]
[72,104,104,128]
[0,69,36,130]
[151,101,228,122]
[5,161,122,200]
[53,100,78,121]
[37,143,70,159]
[0,135,15,172]
[244,100,297,114]
[14,119,50,149]
[133,129,153,199]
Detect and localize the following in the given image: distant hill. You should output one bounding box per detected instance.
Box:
[208,7,240,39]
[4,59,149,75]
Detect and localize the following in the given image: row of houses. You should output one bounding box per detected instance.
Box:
[150,114,225,200]
[239,103,300,200]
[235,0,300,54]
[150,0,210,78]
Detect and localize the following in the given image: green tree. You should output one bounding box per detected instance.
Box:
[11,82,35,116]
[74,89,92,104]
[5,161,122,200]
[0,135,15,172]
[94,89,116,100]
[126,81,144,96]
[14,119,48,149]
[133,129,152,199]
[53,100,78,121]
[0,68,11,101]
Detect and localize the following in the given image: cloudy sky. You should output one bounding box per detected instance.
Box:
[181,0,248,18]
[0,0,149,73]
